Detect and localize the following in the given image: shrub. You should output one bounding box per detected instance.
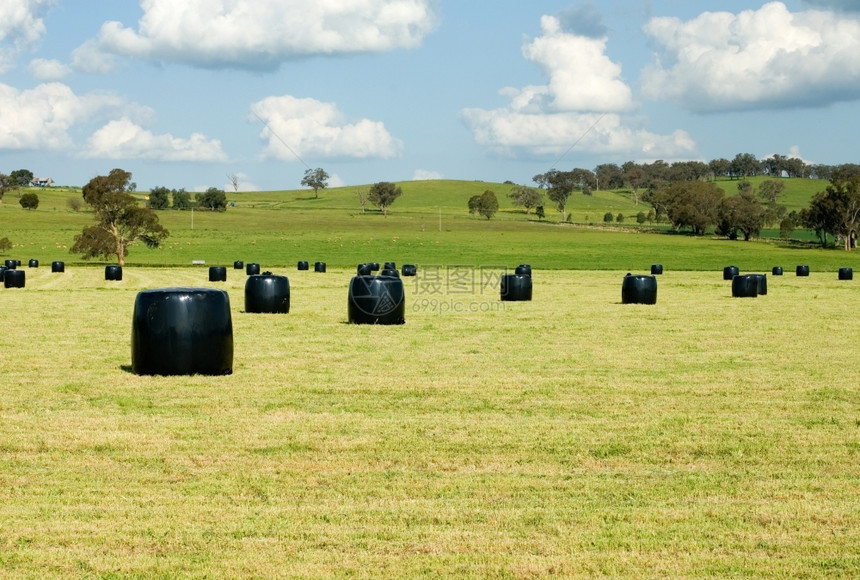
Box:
[19,192,39,210]
[616,213,624,223]
[603,212,614,223]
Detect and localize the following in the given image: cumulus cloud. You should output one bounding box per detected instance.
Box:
[82,118,227,162]
[0,0,53,73]
[29,58,70,80]
[462,14,695,160]
[89,0,437,69]
[641,2,860,112]
[251,95,402,161]
[413,169,442,180]
[72,39,116,74]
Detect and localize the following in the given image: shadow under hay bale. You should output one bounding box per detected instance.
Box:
[401,264,417,276]
[314,262,326,273]
[245,274,290,313]
[209,266,227,282]
[732,275,759,298]
[723,266,739,280]
[105,265,122,281]
[4,269,25,288]
[348,275,405,325]
[796,265,810,277]
[772,266,783,276]
[234,261,244,269]
[621,274,657,304]
[651,264,663,275]
[839,267,853,280]
[51,261,64,273]
[131,287,233,376]
[501,274,532,301]
[297,261,309,271]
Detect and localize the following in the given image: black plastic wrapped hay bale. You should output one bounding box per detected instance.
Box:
[621,274,657,304]
[5,259,16,269]
[105,265,122,281]
[381,268,400,278]
[245,274,290,313]
[357,263,373,276]
[246,263,260,276]
[772,266,783,276]
[369,262,380,272]
[500,274,532,301]
[28,259,38,268]
[384,262,397,270]
[0,266,6,283]
[234,260,244,270]
[4,269,25,288]
[209,266,227,282]
[401,264,417,276]
[314,261,326,273]
[651,264,663,275]
[751,274,767,295]
[51,261,65,273]
[515,264,532,277]
[839,267,853,280]
[723,266,739,280]
[348,275,405,325]
[796,265,810,277]
[732,275,758,298]
[297,261,309,271]
[131,287,233,376]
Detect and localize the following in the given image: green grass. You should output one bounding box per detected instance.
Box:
[1,267,859,577]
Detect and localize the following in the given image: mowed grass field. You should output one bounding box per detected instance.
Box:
[1,265,859,578]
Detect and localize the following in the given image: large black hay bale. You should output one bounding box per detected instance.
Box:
[839,267,853,280]
[245,274,290,313]
[621,274,657,304]
[772,266,783,276]
[4,269,25,288]
[515,264,532,277]
[0,266,6,282]
[5,260,16,269]
[209,266,227,282]
[28,259,38,268]
[51,261,65,273]
[732,275,759,298]
[401,264,417,276]
[105,265,122,281]
[796,265,810,276]
[357,263,373,276]
[384,262,397,270]
[753,274,768,295]
[501,274,532,301]
[348,275,405,325]
[651,264,663,275]
[297,261,309,271]
[246,263,260,275]
[314,262,326,273]
[234,260,244,269]
[380,268,400,278]
[723,266,740,280]
[369,262,380,272]
[131,287,233,376]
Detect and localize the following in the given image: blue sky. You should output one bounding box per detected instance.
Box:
[2,0,860,192]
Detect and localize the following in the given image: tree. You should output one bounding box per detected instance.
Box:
[19,192,39,210]
[196,187,227,211]
[10,169,33,187]
[603,212,613,223]
[594,163,624,190]
[535,205,545,220]
[716,193,765,241]
[368,181,402,216]
[616,212,624,223]
[758,179,787,226]
[621,163,646,205]
[800,173,860,250]
[650,181,723,234]
[173,189,192,210]
[534,170,576,222]
[0,237,12,253]
[0,173,15,203]
[148,186,170,210]
[730,153,761,179]
[356,188,370,213]
[301,167,329,199]
[227,173,240,193]
[508,185,542,214]
[779,217,795,239]
[71,169,169,266]
[475,190,499,219]
[636,211,647,224]
[708,158,732,180]
[467,194,481,216]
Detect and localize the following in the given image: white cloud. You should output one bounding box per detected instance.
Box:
[251,95,402,161]
[413,169,442,180]
[0,0,53,73]
[71,39,116,74]
[82,118,227,162]
[224,173,259,192]
[461,15,695,161]
[641,2,860,112]
[29,58,70,80]
[90,0,437,69]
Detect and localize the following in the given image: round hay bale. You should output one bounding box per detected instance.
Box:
[838,267,853,280]
[723,266,740,280]
[131,287,233,376]
[105,265,122,281]
[515,264,532,277]
[651,264,663,275]
[28,259,38,268]
[751,273,767,295]
[245,274,290,313]
[501,274,532,301]
[369,262,380,272]
[5,260,16,269]
[51,261,65,273]
[4,269,25,288]
[772,266,783,276]
[246,263,260,276]
[0,266,6,283]
[384,262,397,270]
[297,261,309,271]
[234,260,244,269]
[357,263,373,276]
[314,262,326,273]
[401,264,417,276]
[621,274,657,304]
[796,265,810,277]
[732,274,759,298]
[348,275,405,324]
[209,266,227,282]
[380,268,400,278]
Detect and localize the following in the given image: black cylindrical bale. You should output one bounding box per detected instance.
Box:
[501,274,532,301]
[651,264,663,275]
[0,266,6,282]
[384,262,396,270]
[369,262,380,272]
[751,274,767,295]
[28,259,38,268]
[105,265,122,281]
[381,268,400,278]
[314,262,326,273]
[723,266,740,280]
[4,269,25,288]
[732,275,759,298]
[131,287,233,376]
[796,265,810,276]
[348,275,405,325]
[234,260,244,269]
[401,264,417,276]
[357,263,373,276]
[245,274,290,313]
[515,264,532,277]
[246,263,260,275]
[772,266,783,276]
[5,259,16,269]
[297,261,309,271]
[621,274,657,304]
[51,261,65,273]
[839,267,853,280]
[209,266,227,282]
